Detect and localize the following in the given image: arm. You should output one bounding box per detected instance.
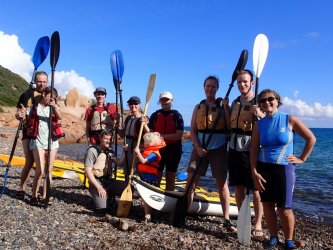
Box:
[84,167,107,198]
[250,123,266,191]
[84,149,107,198]
[286,115,316,164]
[133,147,148,164]
[190,105,206,157]
[50,98,61,119]
[85,108,91,143]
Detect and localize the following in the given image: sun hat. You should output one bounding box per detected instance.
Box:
[159,91,173,100]
[127,96,141,104]
[94,87,107,95]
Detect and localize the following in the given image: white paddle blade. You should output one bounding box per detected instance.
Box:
[237,195,252,244]
[253,34,269,78]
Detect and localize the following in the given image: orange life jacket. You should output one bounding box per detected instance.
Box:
[137,142,166,175]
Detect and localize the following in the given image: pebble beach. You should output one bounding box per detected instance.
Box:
[0,127,333,250]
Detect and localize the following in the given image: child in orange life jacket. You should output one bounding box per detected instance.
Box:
[134,132,166,222]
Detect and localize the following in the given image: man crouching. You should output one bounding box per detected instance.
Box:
[84,130,127,215]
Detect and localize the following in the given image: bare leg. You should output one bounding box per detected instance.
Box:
[253,190,263,230]
[235,185,246,210]
[165,171,176,191]
[216,178,230,220]
[32,149,45,198]
[185,172,201,209]
[19,139,34,191]
[143,200,152,221]
[42,148,57,199]
[277,208,295,240]
[263,202,278,237]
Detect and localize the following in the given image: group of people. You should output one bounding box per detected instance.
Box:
[14,69,316,249]
[185,71,315,249]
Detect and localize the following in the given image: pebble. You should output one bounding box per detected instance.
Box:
[0,127,333,249]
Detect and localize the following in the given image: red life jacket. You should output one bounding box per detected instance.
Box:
[152,110,180,144]
[26,105,64,140]
[137,142,166,175]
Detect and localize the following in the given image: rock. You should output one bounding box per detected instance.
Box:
[65,88,79,107]
[119,219,129,231]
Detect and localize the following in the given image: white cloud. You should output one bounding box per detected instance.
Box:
[281,97,333,118]
[293,90,299,98]
[0,30,95,99]
[306,32,320,39]
[54,70,94,98]
[0,31,33,81]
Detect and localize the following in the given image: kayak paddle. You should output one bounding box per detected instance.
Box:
[237,33,269,244]
[110,50,125,180]
[225,49,248,98]
[117,74,156,218]
[0,36,50,198]
[44,31,60,208]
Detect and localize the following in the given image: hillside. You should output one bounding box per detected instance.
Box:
[0,65,30,112]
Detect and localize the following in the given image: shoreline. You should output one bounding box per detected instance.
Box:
[1,127,333,249]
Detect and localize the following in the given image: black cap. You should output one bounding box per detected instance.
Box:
[127,96,141,104]
[94,87,107,95]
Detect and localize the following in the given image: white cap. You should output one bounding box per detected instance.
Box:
[159,91,173,100]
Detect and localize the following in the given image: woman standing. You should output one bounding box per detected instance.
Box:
[149,91,184,191]
[121,96,149,176]
[185,76,234,231]
[28,87,62,205]
[250,89,316,249]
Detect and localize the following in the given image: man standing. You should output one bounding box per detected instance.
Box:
[228,69,265,237]
[15,71,48,199]
[85,87,117,145]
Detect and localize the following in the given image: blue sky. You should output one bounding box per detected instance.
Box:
[1,0,333,127]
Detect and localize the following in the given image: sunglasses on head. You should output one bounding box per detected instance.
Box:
[259,96,276,104]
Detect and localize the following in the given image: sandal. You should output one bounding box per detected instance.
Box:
[30,197,39,206]
[252,228,265,238]
[15,191,25,200]
[223,219,237,233]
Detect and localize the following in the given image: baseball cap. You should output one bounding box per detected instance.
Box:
[94,87,107,95]
[127,96,141,104]
[159,91,173,100]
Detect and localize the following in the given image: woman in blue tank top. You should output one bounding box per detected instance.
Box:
[250,89,316,249]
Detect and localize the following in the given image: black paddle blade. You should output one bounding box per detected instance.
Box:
[231,49,248,84]
[50,31,60,70]
[171,196,188,227]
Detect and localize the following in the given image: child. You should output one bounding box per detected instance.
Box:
[27,87,61,205]
[134,132,166,222]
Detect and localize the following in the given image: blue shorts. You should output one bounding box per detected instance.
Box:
[257,161,295,208]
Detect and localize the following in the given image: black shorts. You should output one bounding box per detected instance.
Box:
[228,149,255,189]
[158,142,182,173]
[257,161,295,208]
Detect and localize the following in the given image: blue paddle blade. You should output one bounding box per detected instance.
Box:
[110,50,124,82]
[32,36,50,70]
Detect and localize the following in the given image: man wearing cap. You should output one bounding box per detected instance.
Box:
[149,91,184,191]
[121,96,149,176]
[85,87,117,145]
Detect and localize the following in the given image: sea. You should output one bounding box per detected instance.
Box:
[177,127,333,224]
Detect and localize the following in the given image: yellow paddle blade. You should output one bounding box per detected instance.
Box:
[116,185,132,217]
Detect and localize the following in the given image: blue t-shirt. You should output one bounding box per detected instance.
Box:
[258,111,293,165]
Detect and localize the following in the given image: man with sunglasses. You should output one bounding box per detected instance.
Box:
[228,69,265,237]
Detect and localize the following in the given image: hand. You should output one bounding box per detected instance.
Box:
[251,105,265,118]
[196,146,207,158]
[286,154,305,164]
[222,97,229,106]
[252,171,266,192]
[97,187,107,198]
[123,144,128,152]
[133,147,140,155]
[17,104,27,118]
[49,98,56,107]
[141,116,149,124]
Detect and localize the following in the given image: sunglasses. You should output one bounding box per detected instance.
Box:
[259,96,276,104]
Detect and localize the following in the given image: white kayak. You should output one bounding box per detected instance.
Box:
[132,175,255,218]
